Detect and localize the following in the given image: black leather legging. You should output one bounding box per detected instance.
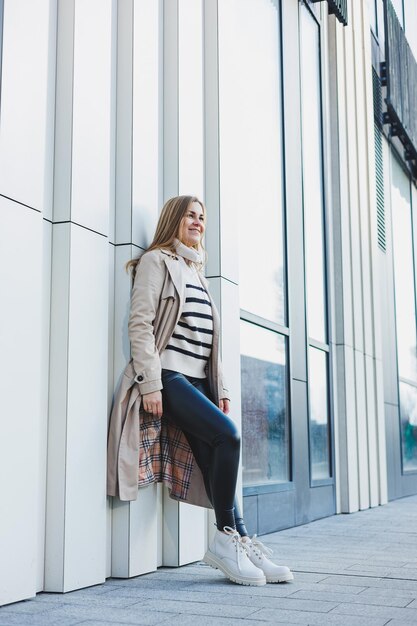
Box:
[161,368,248,535]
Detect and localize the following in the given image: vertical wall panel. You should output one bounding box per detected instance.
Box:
[178,0,204,198]
[37,219,53,592]
[0,0,52,211]
[131,0,162,248]
[0,199,42,605]
[71,0,113,233]
[45,224,108,591]
[114,0,133,245]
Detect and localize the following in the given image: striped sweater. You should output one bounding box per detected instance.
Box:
[160,239,213,378]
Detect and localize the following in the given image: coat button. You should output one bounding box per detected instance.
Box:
[137,375,144,381]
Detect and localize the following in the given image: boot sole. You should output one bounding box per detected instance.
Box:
[203,551,266,586]
[266,571,294,583]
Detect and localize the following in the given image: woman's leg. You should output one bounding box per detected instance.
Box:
[177,378,249,536]
[161,369,240,531]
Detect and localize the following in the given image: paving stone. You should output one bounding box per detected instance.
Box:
[133,598,257,619]
[330,602,417,621]
[166,616,296,626]
[0,609,81,626]
[247,607,388,625]
[290,589,410,607]
[10,604,178,625]
[320,574,385,587]
[358,587,417,600]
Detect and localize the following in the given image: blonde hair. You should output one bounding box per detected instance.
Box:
[125,195,207,277]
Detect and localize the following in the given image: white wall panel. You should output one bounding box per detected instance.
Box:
[178,0,204,198]
[114,0,134,245]
[0,199,42,605]
[45,223,108,591]
[355,351,370,509]
[131,0,162,248]
[37,219,52,592]
[71,0,114,234]
[163,494,206,566]
[0,0,53,211]
[111,485,158,577]
[336,343,359,512]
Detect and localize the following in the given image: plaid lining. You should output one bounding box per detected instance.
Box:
[138,411,194,500]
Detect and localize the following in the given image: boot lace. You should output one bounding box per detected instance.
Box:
[222,526,251,568]
[250,534,274,559]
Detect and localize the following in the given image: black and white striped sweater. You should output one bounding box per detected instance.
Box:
[160,240,213,378]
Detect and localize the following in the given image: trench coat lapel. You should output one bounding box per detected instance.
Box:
[161,251,185,313]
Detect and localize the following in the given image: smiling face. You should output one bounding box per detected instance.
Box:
[178,201,205,247]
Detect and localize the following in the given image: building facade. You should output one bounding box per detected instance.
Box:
[1,0,417,607]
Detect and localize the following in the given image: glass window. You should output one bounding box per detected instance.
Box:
[399,382,417,471]
[300,5,327,345]
[368,0,377,34]
[309,347,331,480]
[178,0,204,198]
[391,0,404,26]
[404,0,417,61]
[240,321,290,486]
[218,0,286,325]
[391,157,417,383]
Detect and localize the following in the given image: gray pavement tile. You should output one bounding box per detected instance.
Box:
[330,602,417,621]
[384,621,417,626]
[320,574,385,587]
[26,592,145,610]
[0,613,81,626]
[289,589,410,607]
[0,599,60,615]
[133,598,257,619]
[247,607,388,625]
[299,582,368,595]
[358,587,417,600]
[10,604,178,626]
[104,577,197,591]
[366,579,417,592]
[166,616,297,626]
[183,580,298,596]
[406,601,417,609]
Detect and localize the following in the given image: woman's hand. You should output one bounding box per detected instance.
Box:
[219,398,230,415]
[142,390,163,418]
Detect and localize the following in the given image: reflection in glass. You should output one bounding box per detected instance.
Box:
[178,0,204,198]
[368,0,377,33]
[218,0,286,325]
[309,347,331,480]
[404,0,417,78]
[391,0,404,26]
[300,5,327,344]
[240,321,290,486]
[391,157,417,383]
[399,382,417,471]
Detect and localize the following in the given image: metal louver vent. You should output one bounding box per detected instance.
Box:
[373,67,386,252]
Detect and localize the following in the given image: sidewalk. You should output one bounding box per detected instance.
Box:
[2,495,417,626]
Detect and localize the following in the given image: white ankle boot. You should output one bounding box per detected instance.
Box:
[203,526,266,586]
[241,535,294,583]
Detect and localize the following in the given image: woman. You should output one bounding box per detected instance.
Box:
[107,195,293,587]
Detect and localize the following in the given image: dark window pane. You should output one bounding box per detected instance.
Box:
[240,321,290,486]
[309,347,331,480]
[300,5,327,344]
[399,381,417,471]
[391,156,417,383]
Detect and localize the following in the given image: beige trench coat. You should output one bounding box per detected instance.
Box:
[107,247,230,504]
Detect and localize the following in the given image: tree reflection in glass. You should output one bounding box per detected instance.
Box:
[240,321,289,486]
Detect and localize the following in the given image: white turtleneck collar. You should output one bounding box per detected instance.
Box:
[173,238,202,264]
